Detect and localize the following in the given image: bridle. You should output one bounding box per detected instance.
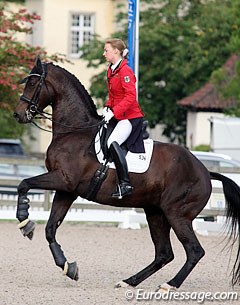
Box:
[19,62,48,121]
[19,62,105,132]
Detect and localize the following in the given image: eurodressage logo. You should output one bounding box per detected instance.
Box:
[124,76,130,83]
[124,289,240,303]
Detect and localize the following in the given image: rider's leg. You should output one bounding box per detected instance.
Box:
[107,119,132,147]
[109,141,133,199]
[107,120,132,199]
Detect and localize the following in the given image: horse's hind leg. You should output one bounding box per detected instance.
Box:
[45,191,78,281]
[116,207,174,287]
[163,217,205,289]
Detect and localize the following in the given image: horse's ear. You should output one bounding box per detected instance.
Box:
[35,55,43,74]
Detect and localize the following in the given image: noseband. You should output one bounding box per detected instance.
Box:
[19,63,48,120]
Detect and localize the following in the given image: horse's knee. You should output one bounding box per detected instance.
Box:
[45,219,63,243]
[45,224,55,244]
[18,179,29,195]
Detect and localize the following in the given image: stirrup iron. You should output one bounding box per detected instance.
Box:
[112,183,133,199]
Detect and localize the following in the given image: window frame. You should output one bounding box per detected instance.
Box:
[69,12,95,58]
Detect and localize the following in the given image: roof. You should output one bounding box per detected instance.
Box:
[177,54,239,110]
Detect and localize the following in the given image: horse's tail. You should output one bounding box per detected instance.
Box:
[210,171,240,285]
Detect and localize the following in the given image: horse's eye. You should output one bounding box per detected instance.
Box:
[28,80,36,87]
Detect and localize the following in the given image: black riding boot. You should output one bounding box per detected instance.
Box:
[109,141,133,199]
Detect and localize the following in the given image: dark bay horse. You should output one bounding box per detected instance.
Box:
[14,57,240,290]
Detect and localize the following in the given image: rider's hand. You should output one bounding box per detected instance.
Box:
[103,108,114,123]
[102,107,109,116]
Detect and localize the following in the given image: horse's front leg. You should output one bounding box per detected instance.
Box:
[45,191,78,281]
[17,171,70,239]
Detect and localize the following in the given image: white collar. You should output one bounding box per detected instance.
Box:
[111,58,122,71]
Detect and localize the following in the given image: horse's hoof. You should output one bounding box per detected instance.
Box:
[156,282,177,293]
[115,280,129,288]
[19,220,36,240]
[66,261,79,281]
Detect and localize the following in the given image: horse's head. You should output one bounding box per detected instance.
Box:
[14,56,52,123]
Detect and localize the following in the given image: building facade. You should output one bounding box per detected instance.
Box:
[178,55,238,150]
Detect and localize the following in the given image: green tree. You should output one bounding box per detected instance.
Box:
[81,0,238,144]
[210,0,240,116]
[0,3,67,139]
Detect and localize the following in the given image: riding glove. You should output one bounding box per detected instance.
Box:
[103,108,114,123]
[102,107,109,116]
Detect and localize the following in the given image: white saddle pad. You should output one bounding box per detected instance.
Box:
[95,128,154,173]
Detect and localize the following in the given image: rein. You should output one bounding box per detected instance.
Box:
[32,109,105,133]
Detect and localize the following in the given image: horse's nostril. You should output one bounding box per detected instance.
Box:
[13,112,19,120]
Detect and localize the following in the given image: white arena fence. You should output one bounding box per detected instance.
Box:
[1,166,240,234]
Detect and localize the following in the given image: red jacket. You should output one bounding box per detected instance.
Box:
[105,59,144,120]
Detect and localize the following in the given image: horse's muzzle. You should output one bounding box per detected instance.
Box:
[13,111,31,123]
[13,112,20,122]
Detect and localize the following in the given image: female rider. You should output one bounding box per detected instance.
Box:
[102,38,144,199]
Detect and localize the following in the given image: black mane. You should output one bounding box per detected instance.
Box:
[47,63,101,120]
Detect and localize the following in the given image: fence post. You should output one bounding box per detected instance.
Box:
[43,190,51,211]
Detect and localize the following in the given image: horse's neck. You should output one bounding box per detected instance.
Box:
[47,65,100,134]
[51,88,98,133]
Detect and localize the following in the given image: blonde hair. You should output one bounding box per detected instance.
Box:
[105,38,128,58]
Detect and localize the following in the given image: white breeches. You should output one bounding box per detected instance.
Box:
[107,120,132,148]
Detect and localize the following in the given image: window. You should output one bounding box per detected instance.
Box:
[200,160,218,168]
[70,13,95,58]
[0,143,24,156]
[219,161,235,168]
